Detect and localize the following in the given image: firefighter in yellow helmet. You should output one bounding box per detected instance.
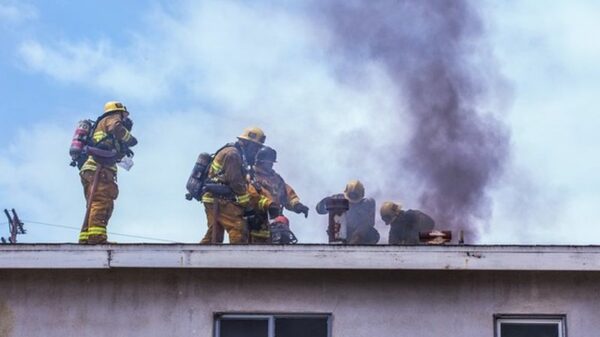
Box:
[79,101,137,244]
[316,180,380,244]
[248,146,309,243]
[200,127,275,244]
[380,201,435,244]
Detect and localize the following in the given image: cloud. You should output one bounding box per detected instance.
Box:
[18,39,170,100]
[19,40,110,82]
[0,1,37,24]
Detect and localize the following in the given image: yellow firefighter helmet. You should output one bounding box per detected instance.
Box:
[103,101,127,114]
[344,180,365,203]
[238,126,266,145]
[380,201,402,225]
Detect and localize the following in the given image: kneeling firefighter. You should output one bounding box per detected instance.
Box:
[249,146,308,243]
[75,101,137,244]
[196,127,275,244]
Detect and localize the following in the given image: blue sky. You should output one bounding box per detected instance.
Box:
[1,0,599,244]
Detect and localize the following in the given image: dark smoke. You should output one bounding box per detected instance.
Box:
[316,0,510,241]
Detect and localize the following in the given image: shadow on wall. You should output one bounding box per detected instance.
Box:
[0,301,15,337]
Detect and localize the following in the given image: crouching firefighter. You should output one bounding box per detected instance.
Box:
[380,201,435,244]
[198,127,272,244]
[248,146,308,243]
[316,180,380,244]
[75,101,137,244]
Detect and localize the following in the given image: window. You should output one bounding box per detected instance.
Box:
[495,315,566,337]
[215,314,331,337]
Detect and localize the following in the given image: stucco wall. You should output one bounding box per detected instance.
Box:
[0,268,599,337]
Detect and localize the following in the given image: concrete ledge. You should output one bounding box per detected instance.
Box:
[1,244,600,271]
[0,246,109,269]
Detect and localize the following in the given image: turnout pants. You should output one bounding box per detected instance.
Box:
[80,168,119,244]
[201,200,246,244]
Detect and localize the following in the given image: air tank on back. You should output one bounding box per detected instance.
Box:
[69,119,93,167]
[185,152,213,201]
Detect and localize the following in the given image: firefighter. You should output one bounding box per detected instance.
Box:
[380,201,435,244]
[316,180,380,244]
[249,146,309,242]
[79,101,137,244]
[200,127,274,244]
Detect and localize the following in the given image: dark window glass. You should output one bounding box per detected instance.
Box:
[501,323,559,337]
[275,317,328,337]
[220,319,268,337]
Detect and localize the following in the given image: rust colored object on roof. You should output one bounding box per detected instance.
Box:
[325,198,349,243]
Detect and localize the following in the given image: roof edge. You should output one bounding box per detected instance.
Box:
[1,244,600,271]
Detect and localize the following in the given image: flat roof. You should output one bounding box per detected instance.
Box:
[1,244,600,271]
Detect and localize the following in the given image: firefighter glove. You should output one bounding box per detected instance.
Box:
[268,203,282,219]
[293,203,309,218]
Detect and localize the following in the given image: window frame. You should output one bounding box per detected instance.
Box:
[214,313,332,337]
[494,314,567,337]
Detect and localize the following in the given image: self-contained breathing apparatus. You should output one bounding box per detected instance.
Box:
[269,215,298,244]
[69,114,134,169]
[185,142,263,202]
[69,119,95,168]
[185,152,213,201]
[185,143,238,201]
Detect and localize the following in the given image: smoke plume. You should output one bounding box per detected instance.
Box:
[317,0,510,240]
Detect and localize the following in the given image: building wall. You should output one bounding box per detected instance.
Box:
[0,268,599,337]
